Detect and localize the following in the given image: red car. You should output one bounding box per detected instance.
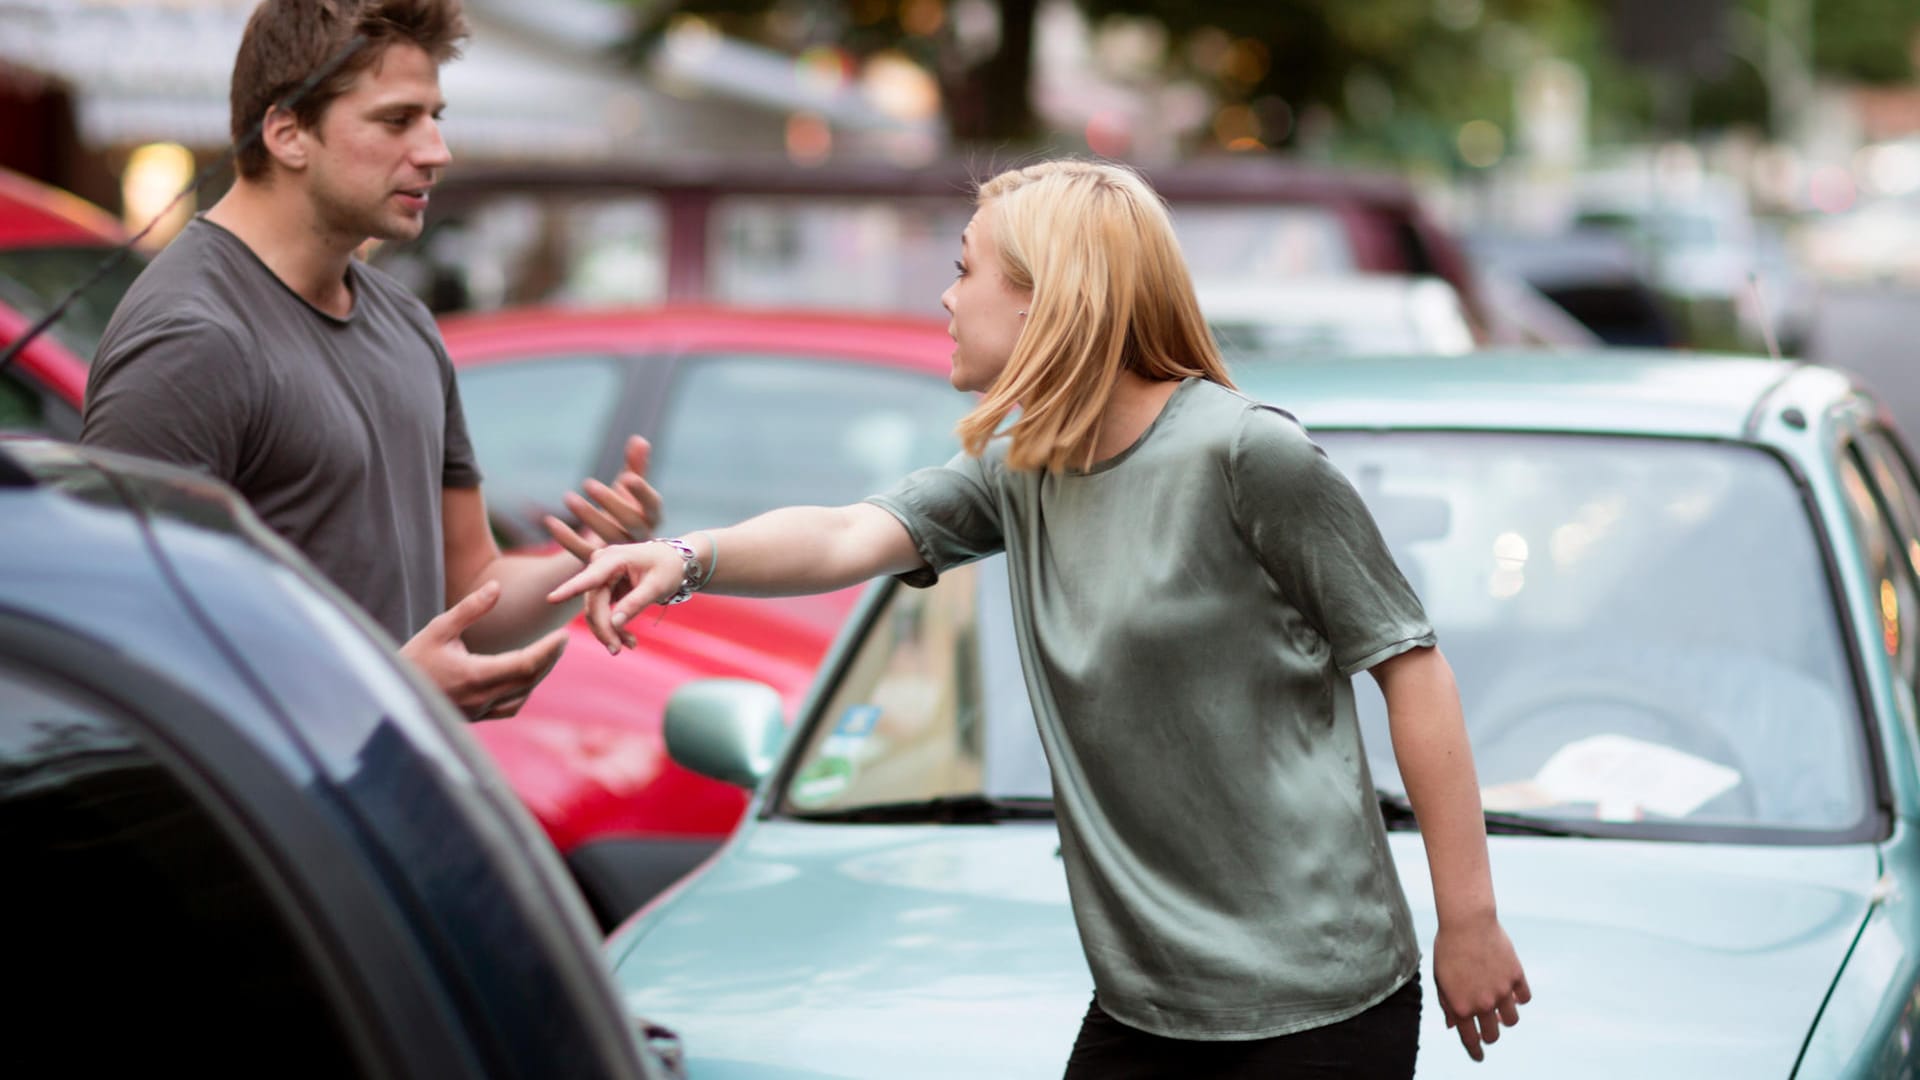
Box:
[0,167,141,435]
[442,307,969,924]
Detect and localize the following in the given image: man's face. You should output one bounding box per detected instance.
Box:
[302,42,450,245]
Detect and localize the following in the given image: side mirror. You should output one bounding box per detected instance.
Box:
[663,679,788,790]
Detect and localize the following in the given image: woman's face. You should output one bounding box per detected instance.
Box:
[941,201,1032,394]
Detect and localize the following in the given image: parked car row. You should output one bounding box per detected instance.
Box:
[11,155,1920,1076]
[0,160,1628,934]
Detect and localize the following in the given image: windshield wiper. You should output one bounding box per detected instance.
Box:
[786,794,1055,824]
[1377,791,1606,839]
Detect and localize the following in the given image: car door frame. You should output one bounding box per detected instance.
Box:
[1821,393,1920,823]
[0,608,484,1078]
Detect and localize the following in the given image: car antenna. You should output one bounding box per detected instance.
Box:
[0,35,369,377]
[1748,270,1784,362]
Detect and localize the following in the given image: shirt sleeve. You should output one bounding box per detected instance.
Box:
[1229,404,1435,675]
[435,340,482,489]
[81,313,254,483]
[863,447,1005,588]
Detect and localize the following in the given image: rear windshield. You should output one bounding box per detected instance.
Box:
[0,247,146,363]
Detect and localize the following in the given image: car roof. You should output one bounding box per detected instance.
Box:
[1235,349,1856,441]
[437,304,954,372]
[0,167,126,249]
[436,154,1423,208]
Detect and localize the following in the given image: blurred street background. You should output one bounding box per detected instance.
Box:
[3,0,1920,414]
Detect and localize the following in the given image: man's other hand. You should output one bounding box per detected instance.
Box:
[546,435,663,561]
[401,580,569,719]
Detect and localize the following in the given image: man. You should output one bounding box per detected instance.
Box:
[82,0,648,718]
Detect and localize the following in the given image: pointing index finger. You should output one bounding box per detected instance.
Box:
[547,557,620,604]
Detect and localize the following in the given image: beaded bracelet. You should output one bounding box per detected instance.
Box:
[652,537,702,605]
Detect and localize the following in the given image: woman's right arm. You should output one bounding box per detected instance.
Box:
[546,503,924,651]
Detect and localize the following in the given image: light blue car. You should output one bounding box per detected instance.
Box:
[606,352,1920,1077]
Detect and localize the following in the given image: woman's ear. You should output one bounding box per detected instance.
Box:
[260,104,309,172]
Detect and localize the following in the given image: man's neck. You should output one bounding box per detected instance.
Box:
[204,179,360,318]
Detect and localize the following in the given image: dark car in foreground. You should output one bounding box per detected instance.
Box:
[0,438,676,1077]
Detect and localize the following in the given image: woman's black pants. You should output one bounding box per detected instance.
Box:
[1062,975,1421,1079]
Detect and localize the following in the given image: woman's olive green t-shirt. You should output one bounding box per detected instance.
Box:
[865,377,1434,1041]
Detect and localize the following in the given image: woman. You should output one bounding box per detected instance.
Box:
[550,160,1529,1077]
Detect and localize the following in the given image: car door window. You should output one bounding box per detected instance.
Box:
[455,355,624,539]
[1858,431,1920,586]
[647,354,971,532]
[1837,446,1920,679]
[0,666,365,1075]
[0,369,44,432]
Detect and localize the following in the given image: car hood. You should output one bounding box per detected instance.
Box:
[607,823,1880,1079]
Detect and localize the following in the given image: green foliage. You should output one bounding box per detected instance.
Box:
[1811,0,1920,84]
[616,0,1918,159]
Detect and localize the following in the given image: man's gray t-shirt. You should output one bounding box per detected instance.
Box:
[82,217,481,643]
[866,377,1434,1040]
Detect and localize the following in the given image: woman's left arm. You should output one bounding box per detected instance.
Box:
[1372,645,1532,1063]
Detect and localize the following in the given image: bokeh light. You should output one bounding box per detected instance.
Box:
[1085,112,1132,158]
[1213,103,1259,146]
[1808,165,1858,214]
[796,45,854,97]
[786,112,832,166]
[1457,120,1505,168]
[861,51,942,123]
[901,0,946,37]
[121,142,195,251]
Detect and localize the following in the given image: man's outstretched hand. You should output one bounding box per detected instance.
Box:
[401,581,568,719]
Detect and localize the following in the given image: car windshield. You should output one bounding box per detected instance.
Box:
[778,432,1872,840]
[0,246,145,363]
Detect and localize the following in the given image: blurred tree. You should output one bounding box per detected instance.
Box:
[625,0,1044,141]
[1638,0,1920,136]
[624,0,1626,157]
[1811,0,1919,84]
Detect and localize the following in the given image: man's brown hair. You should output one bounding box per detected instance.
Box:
[229,0,468,180]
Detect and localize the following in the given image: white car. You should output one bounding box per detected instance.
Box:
[1197,274,1477,361]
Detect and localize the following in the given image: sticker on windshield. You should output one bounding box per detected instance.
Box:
[791,705,884,807]
[833,705,882,739]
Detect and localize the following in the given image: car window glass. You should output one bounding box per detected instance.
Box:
[1332,433,1866,832]
[1837,446,1920,681]
[0,666,364,1074]
[0,247,146,362]
[647,354,970,533]
[1858,431,1920,592]
[781,432,1871,838]
[455,355,624,535]
[1170,205,1356,279]
[785,556,1045,813]
[0,369,44,432]
[712,196,974,314]
[788,563,986,809]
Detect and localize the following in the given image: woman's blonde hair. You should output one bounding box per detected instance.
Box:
[956,159,1235,472]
